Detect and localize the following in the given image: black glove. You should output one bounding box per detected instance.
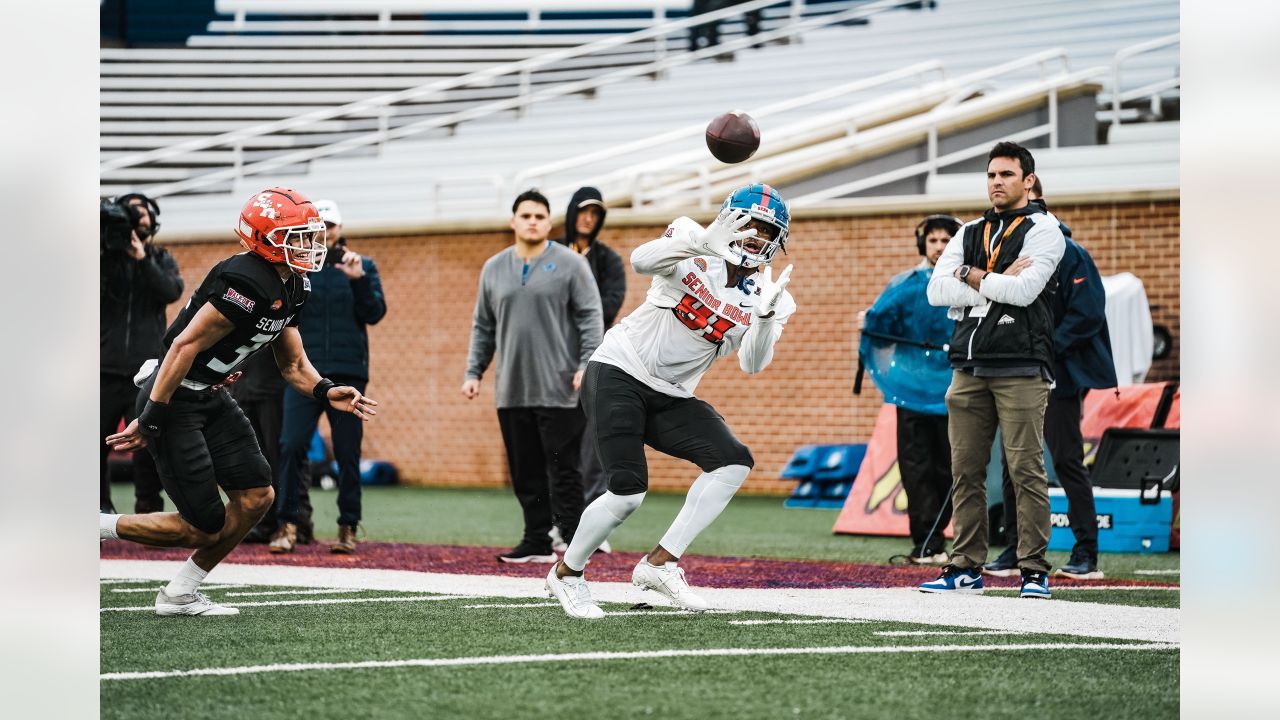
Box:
[137,400,171,438]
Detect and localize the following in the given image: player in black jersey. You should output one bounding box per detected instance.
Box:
[101,187,378,616]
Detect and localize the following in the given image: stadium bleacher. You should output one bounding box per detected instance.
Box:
[100,0,1178,236]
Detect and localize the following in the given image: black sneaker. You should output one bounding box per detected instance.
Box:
[1055,548,1104,580]
[982,546,1019,577]
[497,543,558,564]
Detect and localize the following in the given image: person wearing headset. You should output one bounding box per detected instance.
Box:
[856,214,962,564]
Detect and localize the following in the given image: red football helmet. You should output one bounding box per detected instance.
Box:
[235,187,327,273]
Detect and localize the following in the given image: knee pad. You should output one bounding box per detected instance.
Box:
[185,500,227,536]
[600,491,646,523]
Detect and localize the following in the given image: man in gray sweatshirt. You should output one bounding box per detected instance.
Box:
[462,189,604,563]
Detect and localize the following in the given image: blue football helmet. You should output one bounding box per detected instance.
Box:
[721,183,789,268]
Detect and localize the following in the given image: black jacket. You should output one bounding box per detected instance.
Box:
[100,244,184,377]
[554,186,626,328]
[947,203,1060,372]
[297,238,387,381]
[1041,211,1118,397]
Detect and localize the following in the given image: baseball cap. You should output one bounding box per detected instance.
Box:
[314,199,342,226]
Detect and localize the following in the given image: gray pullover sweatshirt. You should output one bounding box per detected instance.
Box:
[465,241,604,408]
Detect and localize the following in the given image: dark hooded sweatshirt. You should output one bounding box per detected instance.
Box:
[554,186,626,328]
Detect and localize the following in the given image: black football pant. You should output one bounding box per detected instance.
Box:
[1001,390,1098,557]
[581,361,754,498]
[135,378,271,535]
[100,372,162,513]
[277,378,364,528]
[896,407,952,557]
[497,406,586,551]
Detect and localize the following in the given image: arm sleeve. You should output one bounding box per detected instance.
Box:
[978,219,1066,307]
[139,248,185,304]
[351,258,388,325]
[738,293,794,374]
[570,258,604,368]
[597,246,627,327]
[464,267,496,381]
[927,228,986,307]
[631,217,702,276]
[1054,245,1108,353]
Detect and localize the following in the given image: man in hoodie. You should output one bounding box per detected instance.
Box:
[554,188,626,528]
[984,179,1117,581]
[100,193,183,514]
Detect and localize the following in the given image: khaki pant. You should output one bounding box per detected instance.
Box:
[945,371,1051,572]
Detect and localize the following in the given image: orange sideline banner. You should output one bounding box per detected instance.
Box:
[832,404,953,538]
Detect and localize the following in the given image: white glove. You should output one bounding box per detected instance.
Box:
[756,263,793,318]
[691,207,756,263]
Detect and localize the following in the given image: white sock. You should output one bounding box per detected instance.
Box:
[164,557,209,596]
[658,464,750,558]
[99,513,120,540]
[563,491,645,572]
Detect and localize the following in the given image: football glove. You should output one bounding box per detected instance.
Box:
[691,207,756,262]
[756,263,793,318]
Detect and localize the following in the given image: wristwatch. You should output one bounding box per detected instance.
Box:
[957,265,972,281]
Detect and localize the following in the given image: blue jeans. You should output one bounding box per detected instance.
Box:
[276,377,366,527]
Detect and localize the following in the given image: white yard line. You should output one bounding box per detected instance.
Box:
[100,560,1181,643]
[102,594,473,613]
[875,630,1024,637]
[1134,570,1181,576]
[111,584,245,593]
[729,619,868,626]
[99,579,151,585]
[224,588,362,597]
[100,642,1178,681]
[1029,585,1181,591]
[462,602,561,609]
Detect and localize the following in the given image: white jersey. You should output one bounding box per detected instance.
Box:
[592,216,797,397]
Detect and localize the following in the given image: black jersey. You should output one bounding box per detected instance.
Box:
[163,252,309,389]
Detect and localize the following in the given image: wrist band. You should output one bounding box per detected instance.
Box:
[138,400,170,438]
[313,378,337,406]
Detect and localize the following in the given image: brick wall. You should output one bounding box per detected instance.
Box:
[163,199,1179,495]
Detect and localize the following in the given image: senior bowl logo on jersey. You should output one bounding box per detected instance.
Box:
[694,257,708,271]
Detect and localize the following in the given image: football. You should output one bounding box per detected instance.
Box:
[705,110,761,163]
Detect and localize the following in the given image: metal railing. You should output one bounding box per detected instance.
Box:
[1110,32,1179,128]
[105,0,918,197]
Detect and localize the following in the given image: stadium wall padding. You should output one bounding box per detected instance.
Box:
[161,199,1180,493]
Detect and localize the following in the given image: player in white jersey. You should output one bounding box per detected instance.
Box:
[545,183,797,619]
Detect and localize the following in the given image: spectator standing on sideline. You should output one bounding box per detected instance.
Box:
[232,350,313,545]
[100,193,183,514]
[553,187,626,524]
[923,141,1065,600]
[689,0,761,54]
[984,179,1117,580]
[271,200,387,555]
[463,189,603,564]
[857,214,961,565]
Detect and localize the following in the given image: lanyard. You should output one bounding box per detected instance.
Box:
[981,216,1024,272]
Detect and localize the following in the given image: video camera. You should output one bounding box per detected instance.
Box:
[100,193,161,254]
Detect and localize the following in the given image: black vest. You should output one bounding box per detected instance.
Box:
[948,205,1058,371]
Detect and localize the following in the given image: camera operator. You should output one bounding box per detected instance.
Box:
[100,194,184,513]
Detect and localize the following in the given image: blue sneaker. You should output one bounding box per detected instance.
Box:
[1020,569,1052,599]
[919,565,984,594]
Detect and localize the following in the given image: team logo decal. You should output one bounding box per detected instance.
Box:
[271,299,283,310]
[302,276,311,291]
[253,193,279,219]
[222,287,256,312]
[544,262,556,272]
[663,227,675,238]
[694,258,707,271]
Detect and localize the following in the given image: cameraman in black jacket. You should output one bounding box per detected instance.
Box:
[100,194,184,513]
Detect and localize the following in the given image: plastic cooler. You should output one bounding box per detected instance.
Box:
[1048,487,1172,553]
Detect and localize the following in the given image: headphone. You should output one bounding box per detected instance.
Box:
[114,193,161,238]
[914,214,962,255]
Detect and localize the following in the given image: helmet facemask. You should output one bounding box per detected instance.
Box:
[728,209,787,269]
[268,218,328,273]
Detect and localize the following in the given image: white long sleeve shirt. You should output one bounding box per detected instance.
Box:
[928,211,1066,316]
[590,216,797,398]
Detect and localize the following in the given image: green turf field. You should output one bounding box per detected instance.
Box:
[104,484,1179,718]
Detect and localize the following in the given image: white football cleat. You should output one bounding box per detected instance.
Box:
[154,588,240,617]
[545,566,605,620]
[631,556,709,612]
